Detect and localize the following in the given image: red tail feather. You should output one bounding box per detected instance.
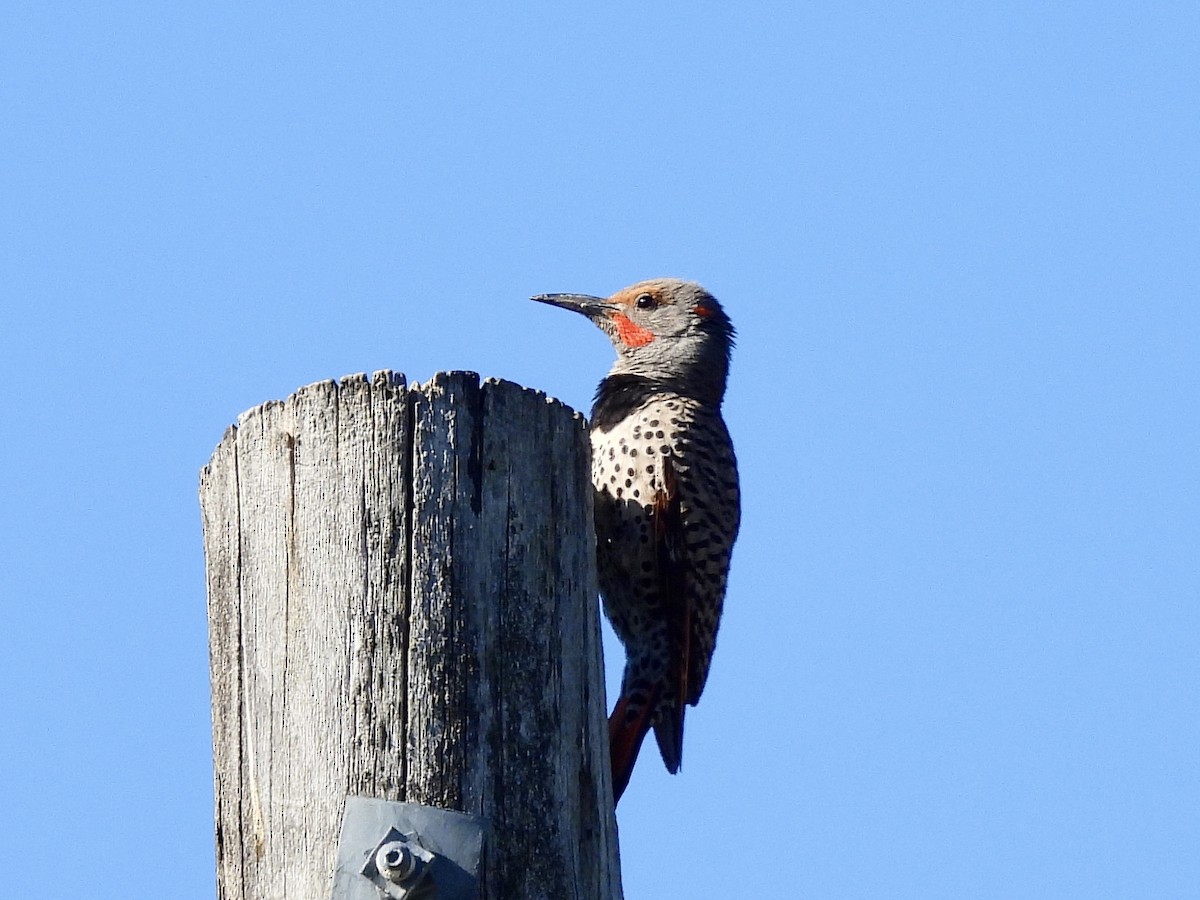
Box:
[608,687,660,804]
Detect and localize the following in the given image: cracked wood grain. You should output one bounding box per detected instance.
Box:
[200,370,622,900]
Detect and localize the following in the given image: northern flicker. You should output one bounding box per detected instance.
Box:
[533,278,740,803]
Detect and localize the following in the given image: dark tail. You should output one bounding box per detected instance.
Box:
[652,700,685,776]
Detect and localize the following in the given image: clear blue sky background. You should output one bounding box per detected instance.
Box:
[2,3,1197,898]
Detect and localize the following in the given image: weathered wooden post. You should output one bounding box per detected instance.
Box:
[199,370,622,900]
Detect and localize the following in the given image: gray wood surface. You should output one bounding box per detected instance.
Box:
[200,370,622,900]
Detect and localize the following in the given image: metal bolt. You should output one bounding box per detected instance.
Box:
[376,840,422,884]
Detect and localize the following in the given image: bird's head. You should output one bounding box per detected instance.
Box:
[533,278,735,403]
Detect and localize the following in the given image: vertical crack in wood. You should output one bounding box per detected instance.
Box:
[231,430,249,899]
[278,424,296,868]
[468,384,485,516]
[348,382,365,795]
[401,380,417,799]
[356,384,371,794]
[443,380,454,802]
[236,423,267,865]
[397,377,410,796]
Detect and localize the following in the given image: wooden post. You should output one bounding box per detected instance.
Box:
[199,370,622,900]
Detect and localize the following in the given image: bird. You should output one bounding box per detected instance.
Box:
[532,278,740,803]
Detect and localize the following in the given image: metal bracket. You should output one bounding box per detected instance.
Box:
[331,796,486,900]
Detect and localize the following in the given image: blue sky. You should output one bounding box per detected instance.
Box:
[2,3,1197,897]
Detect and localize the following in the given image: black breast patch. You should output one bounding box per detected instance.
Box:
[591,375,660,432]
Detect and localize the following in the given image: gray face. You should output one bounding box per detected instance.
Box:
[532,277,735,403]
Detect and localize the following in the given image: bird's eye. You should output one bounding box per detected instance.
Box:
[635,293,656,310]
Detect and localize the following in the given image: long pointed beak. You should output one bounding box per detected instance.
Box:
[531,292,613,318]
